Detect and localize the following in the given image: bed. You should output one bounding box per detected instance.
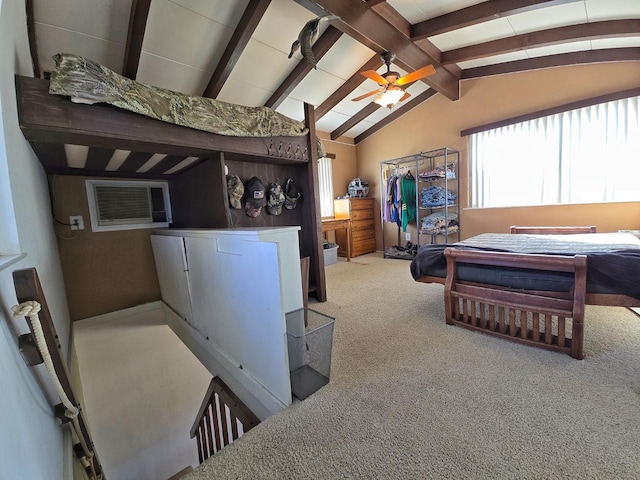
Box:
[410,231,640,359]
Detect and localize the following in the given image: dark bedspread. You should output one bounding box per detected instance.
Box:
[409,232,640,300]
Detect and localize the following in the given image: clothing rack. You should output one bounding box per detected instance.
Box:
[380,148,461,260]
[380,153,429,259]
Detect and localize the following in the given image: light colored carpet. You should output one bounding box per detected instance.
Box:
[185,252,640,479]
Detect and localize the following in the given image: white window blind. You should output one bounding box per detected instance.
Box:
[318,156,334,217]
[470,96,640,208]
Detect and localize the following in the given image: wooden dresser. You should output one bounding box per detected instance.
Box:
[334,197,376,258]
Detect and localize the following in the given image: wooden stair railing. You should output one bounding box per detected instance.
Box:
[190,376,260,464]
[12,268,106,480]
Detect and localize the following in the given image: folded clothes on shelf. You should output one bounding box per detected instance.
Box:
[418,163,456,181]
[420,211,459,235]
[420,185,456,207]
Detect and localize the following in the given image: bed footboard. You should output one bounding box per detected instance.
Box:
[444,248,587,359]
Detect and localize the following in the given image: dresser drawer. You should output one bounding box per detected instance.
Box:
[352,238,376,257]
[351,209,374,221]
[352,228,374,242]
[351,218,374,232]
[350,198,374,211]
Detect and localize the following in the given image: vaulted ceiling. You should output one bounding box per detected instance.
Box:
[28,0,640,145]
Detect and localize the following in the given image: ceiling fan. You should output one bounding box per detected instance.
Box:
[351,52,435,108]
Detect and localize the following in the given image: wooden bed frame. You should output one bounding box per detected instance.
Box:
[416,227,640,359]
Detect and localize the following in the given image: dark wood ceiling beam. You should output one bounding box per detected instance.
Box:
[122,0,152,79]
[355,88,437,144]
[26,0,41,78]
[461,47,640,79]
[330,103,379,140]
[315,54,383,120]
[442,19,640,65]
[367,1,462,80]
[203,0,271,98]
[264,25,342,109]
[411,0,581,39]
[294,0,460,100]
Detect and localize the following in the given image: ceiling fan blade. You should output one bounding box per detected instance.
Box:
[396,65,436,86]
[399,91,411,102]
[351,89,384,102]
[360,70,388,85]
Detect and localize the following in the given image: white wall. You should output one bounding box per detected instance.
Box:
[0,0,75,478]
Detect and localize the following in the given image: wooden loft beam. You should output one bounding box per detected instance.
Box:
[26,0,41,78]
[442,19,640,65]
[265,26,342,109]
[294,0,460,101]
[203,0,271,98]
[15,76,309,162]
[411,0,581,39]
[315,53,383,120]
[122,0,152,79]
[461,48,640,79]
[355,88,437,144]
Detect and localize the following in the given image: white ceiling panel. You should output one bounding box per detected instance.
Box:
[586,0,640,20]
[507,2,588,34]
[169,0,249,27]
[289,70,346,107]
[217,77,274,107]
[143,1,234,72]
[136,53,209,95]
[33,0,130,44]
[344,120,377,139]
[436,18,516,50]
[223,39,297,97]
[315,110,351,135]
[315,36,376,80]
[591,37,640,49]
[457,50,529,70]
[525,40,593,58]
[275,97,305,122]
[388,0,486,23]
[252,0,316,57]
[35,23,125,74]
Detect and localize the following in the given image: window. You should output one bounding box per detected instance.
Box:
[470,96,640,208]
[318,156,334,217]
[85,179,172,232]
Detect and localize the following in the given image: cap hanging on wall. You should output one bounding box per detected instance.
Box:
[227,174,244,209]
[284,178,301,210]
[267,180,285,215]
[244,176,267,217]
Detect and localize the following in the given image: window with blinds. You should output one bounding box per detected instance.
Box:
[85,180,172,231]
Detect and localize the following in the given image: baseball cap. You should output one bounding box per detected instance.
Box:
[227,174,244,209]
[267,181,285,215]
[244,176,267,217]
[284,178,301,210]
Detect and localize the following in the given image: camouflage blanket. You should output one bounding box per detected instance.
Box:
[48,53,310,139]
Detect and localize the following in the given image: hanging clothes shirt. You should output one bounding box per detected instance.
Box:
[394,176,402,227]
[400,173,416,232]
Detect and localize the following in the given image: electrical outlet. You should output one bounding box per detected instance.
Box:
[405,233,411,241]
[69,215,84,230]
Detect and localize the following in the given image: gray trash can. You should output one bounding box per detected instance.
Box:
[286,308,335,400]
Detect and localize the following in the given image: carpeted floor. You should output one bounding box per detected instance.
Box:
[185,252,640,479]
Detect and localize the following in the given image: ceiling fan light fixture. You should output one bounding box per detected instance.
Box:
[374,88,405,108]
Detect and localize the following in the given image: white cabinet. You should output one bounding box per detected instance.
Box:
[151,227,303,418]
